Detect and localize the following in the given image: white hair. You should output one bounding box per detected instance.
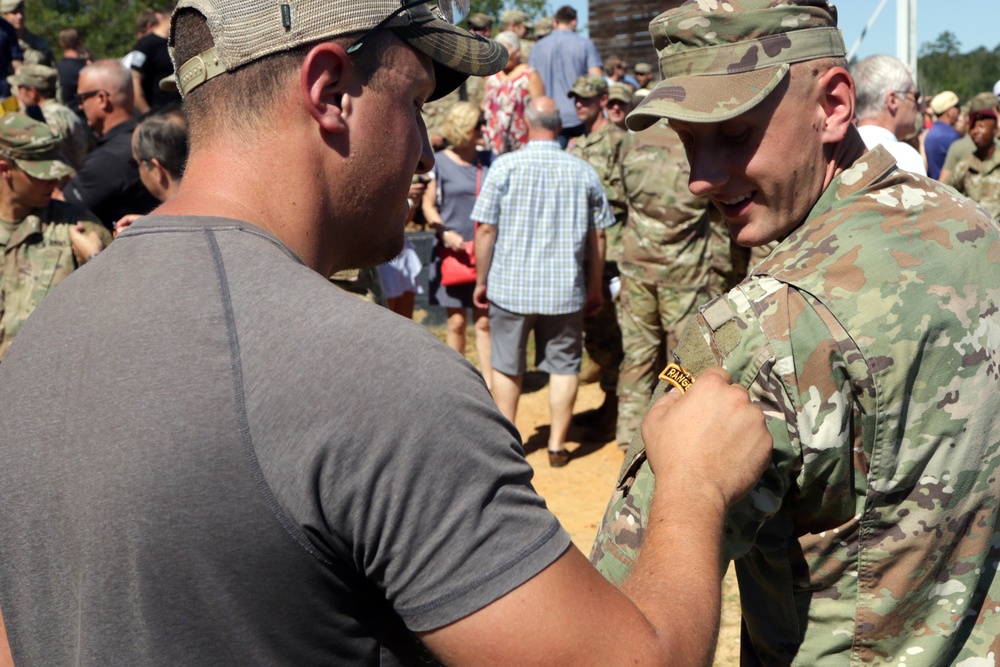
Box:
[494,31,520,51]
[850,54,914,120]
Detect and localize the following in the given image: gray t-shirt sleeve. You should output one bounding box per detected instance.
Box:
[239,274,569,633]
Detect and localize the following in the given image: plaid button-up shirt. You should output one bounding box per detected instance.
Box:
[472,140,614,315]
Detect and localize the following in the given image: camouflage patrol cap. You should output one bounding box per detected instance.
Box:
[0,114,72,180]
[608,83,633,104]
[500,9,528,25]
[568,75,608,100]
[170,0,508,102]
[969,92,996,113]
[533,16,553,38]
[7,64,58,92]
[634,62,653,75]
[627,0,846,131]
[466,12,492,29]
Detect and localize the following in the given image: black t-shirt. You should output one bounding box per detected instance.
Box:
[130,33,181,111]
[57,56,87,108]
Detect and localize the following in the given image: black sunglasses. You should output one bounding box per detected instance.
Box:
[347,0,470,55]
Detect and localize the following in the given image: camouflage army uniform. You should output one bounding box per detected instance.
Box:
[329,267,386,306]
[953,148,1000,220]
[592,146,1000,664]
[570,120,627,396]
[19,30,53,67]
[612,121,737,445]
[0,200,109,360]
[40,97,91,170]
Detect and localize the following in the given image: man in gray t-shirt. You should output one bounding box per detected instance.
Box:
[0,1,771,665]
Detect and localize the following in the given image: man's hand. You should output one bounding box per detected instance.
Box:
[473,284,489,310]
[69,224,105,266]
[642,367,771,511]
[114,213,141,236]
[584,286,603,317]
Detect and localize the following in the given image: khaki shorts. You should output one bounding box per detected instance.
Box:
[489,303,583,376]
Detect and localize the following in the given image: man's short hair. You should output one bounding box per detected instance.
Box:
[83,60,134,106]
[851,54,914,121]
[136,7,159,34]
[133,108,189,180]
[554,5,576,24]
[58,28,81,51]
[524,101,560,131]
[171,9,381,146]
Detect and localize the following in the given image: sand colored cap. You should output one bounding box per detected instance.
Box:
[627,0,846,131]
[533,16,553,38]
[634,62,653,75]
[500,9,527,25]
[568,75,608,99]
[0,0,23,13]
[929,90,958,115]
[7,64,58,91]
[466,12,491,29]
[607,83,633,104]
[170,0,508,102]
[0,114,73,180]
[969,92,997,113]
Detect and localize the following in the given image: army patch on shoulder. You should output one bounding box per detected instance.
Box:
[658,362,694,394]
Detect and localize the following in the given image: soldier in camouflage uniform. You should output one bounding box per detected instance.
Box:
[1,0,53,67]
[590,1,1000,664]
[568,75,628,429]
[952,108,1000,220]
[0,114,110,360]
[612,120,737,447]
[8,64,91,169]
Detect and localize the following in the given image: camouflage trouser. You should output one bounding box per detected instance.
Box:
[615,276,713,444]
[583,264,624,395]
[329,267,386,307]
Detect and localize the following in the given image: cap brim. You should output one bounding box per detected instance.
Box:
[15,156,74,180]
[626,64,789,131]
[393,19,507,101]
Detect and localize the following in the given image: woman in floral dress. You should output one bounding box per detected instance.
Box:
[482,31,544,155]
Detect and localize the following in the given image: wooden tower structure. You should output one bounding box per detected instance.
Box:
[587,1,661,74]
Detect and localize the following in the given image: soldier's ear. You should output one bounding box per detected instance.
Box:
[0,159,14,180]
[819,65,855,145]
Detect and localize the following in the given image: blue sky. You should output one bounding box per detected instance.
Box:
[563,0,998,59]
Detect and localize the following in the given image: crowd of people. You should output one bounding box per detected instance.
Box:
[0,0,998,666]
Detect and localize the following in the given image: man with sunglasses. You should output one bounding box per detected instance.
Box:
[0,1,772,665]
[62,59,158,228]
[852,53,927,176]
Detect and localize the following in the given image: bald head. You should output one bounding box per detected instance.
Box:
[525,97,561,139]
[78,59,135,135]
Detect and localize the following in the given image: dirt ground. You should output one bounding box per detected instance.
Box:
[425,322,741,666]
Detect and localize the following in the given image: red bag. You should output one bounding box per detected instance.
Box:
[439,241,476,286]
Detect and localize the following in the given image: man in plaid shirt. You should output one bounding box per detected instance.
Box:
[473,96,614,467]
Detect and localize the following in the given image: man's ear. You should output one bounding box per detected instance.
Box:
[819,66,856,144]
[0,158,14,179]
[150,158,171,190]
[301,42,354,135]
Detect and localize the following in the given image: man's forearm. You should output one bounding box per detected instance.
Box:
[474,224,495,287]
[586,228,605,293]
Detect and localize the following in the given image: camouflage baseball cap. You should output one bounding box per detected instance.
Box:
[170,0,508,101]
[7,64,58,92]
[466,12,492,29]
[607,83,633,104]
[634,62,653,75]
[533,16,553,38]
[568,75,608,100]
[500,9,528,25]
[627,0,846,131]
[0,114,72,180]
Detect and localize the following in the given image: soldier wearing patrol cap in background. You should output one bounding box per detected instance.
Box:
[8,63,91,169]
[568,74,626,433]
[605,83,631,129]
[0,113,109,361]
[0,0,52,67]
[591,0,1000,664]
[633,62,654,98]
[531,16,553,40]
[500,8,534,60]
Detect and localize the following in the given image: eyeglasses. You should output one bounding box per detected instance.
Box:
[75,88,107,104]
[896,89,921,105]
[347,0,470,55]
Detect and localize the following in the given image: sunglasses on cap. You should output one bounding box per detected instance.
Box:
[347,0,471,55]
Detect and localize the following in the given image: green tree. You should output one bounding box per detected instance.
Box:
[918,30,1000,100]
[29,0,163,59]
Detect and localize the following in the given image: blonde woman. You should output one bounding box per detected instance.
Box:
[422,102,493,386]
